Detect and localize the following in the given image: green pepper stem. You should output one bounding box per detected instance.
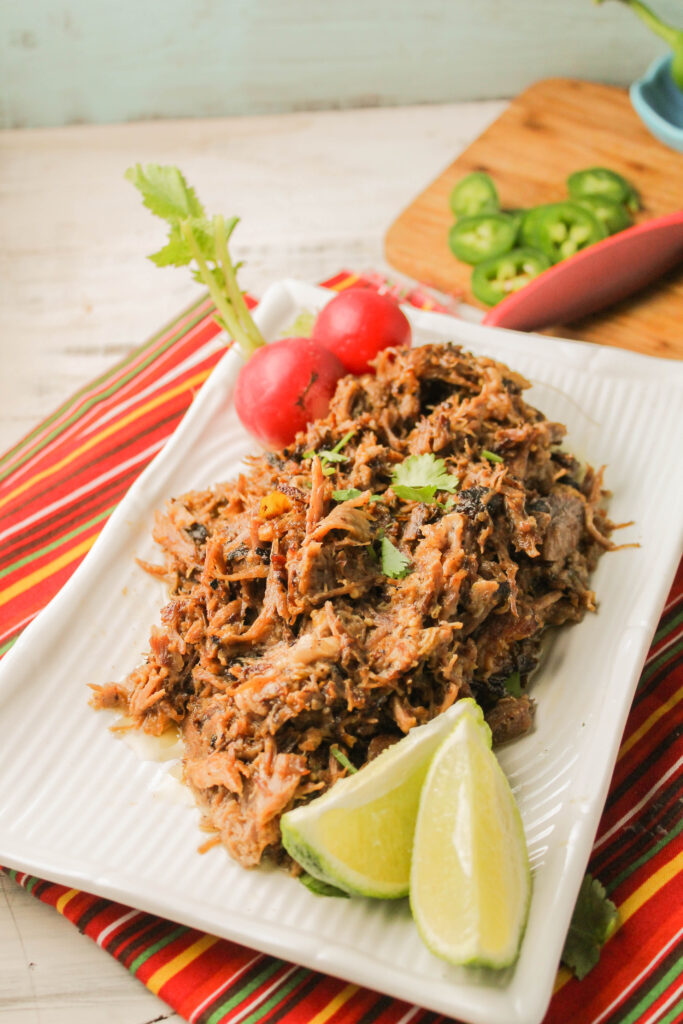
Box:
[603,0,683,87]
[621,0,679,45]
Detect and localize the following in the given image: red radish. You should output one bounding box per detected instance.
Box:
[234,337,346,449]
[312,288,412,375]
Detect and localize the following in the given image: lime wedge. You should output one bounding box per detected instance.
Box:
[410,707,531,968]
[281,699,480,898]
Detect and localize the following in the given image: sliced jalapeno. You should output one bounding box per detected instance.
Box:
[448,213,517,265]
[503,209,526,240]
[471,247,551,306]
[567,168,640,213]
[575,196,633,235]
[449,172,499,219]
[520,202,606,263]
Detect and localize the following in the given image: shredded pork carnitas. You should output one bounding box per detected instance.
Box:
[92,344,614,867]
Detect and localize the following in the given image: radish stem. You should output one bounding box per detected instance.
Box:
[180,219,264,359]
[214,215,265,355]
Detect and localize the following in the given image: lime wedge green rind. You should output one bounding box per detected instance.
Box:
[281,699,482,899]
[410,708,531,969]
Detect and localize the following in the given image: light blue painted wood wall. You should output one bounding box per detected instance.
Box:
[2,0,679,129]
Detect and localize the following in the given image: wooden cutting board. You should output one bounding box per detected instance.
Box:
[385,78,683,359]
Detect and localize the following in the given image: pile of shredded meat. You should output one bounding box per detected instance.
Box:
[92,344,615,867]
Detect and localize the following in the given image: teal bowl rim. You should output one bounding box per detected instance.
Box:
[630,54,683,148]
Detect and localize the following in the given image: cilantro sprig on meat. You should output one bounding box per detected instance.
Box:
[504,671,522,697]
[390,454,459,504]
[380,536,411,579]
[333,488,363,501]
[304,430,356,476]
[332,488,382,503]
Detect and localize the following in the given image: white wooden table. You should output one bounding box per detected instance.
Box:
[0,100,504,1023]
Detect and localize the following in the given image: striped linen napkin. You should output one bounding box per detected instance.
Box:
[1,273,681,1024]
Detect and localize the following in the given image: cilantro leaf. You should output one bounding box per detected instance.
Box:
[393,484,440,503]
[316,451,347,463]
[482,449,504,464]
[303,430,356,476]
[504,671,522,697]
[561,874,619,980]
[124,163,206,222]
[299,872,350,898]
[333,488,362,501]
[333,489,382,503]
[391,454,459,504]
[380,536,411,579]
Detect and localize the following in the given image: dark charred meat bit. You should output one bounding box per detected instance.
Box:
[225,543,249,562]
[455,486,490,518]
[186,523,208,544]
[96,343,614,867]
[276,482,308,504]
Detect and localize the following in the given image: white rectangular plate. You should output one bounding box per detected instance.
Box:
[1,280,682,1024]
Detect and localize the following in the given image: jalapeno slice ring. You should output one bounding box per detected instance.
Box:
[520,202,606,263]
[567,168,640,213]
[471,247,551,306]
[449,172,500,219]
[575,196,633,235]
[448,213,517,265]
[503,209,526,240]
